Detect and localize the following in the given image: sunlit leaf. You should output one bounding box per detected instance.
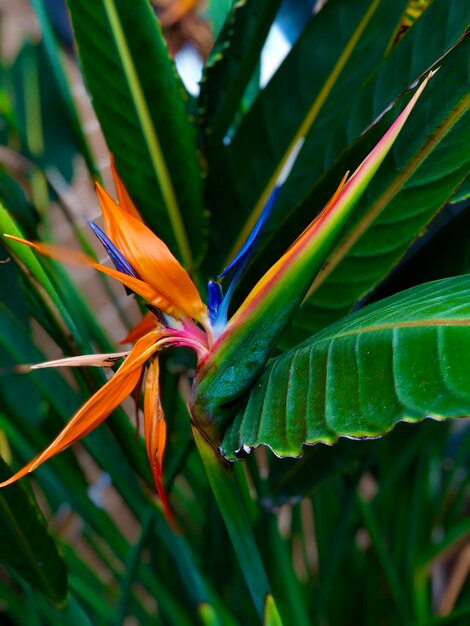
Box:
[222,275,470,458]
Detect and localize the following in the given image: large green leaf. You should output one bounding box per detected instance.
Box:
[199,0,283,149]
[30,0,99,180]
[367,204,470,303]
[204,0,408,271]
[221,275,470,459]
[0,456,67,604]
[7,41,79,182]
[66,0,205,268]
[206,0,469,278]
[269,0,470,235]
[278,31,470,345]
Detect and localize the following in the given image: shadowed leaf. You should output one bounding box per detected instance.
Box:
[0,456,67,603]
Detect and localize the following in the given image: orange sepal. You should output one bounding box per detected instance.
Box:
[3,236,181,316]
[0,331,161,488]
[95,181,206,323]
[120,312,160,345]
[109,158,141,221]
[144,358,175,528]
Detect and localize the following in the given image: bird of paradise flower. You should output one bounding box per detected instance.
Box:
[0,73,433,523]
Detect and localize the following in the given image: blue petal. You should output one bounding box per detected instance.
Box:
[88,221,139,279]
[207,281,224,325]
[218,185,281,279]
[211,185,282,329]
[212,138,303,330]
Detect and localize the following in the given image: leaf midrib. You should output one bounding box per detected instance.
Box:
[317,318,470,342]
[101,0,192,268]
[0,493,58,599]
[306,90,470,298]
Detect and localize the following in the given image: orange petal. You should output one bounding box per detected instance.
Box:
[144,358,174,526]
[3,236,180,316]
[95,181,206,323]
[109,157,142,221]
[120,312,160,345]
[0,330,161,488]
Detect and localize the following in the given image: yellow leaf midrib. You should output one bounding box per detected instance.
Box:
[224,0,382,268]
[306,90,470,299]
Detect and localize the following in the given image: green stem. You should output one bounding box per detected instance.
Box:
[193,427,283,625]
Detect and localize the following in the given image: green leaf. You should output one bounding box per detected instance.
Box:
[356,495,411,621]
[30,0,100,180]
[0,169,38,238]
[449,173,470,204]
[221,275,470,459]
[204,0,408,271]
[203,0,233,40]
[366,204,470,301]
[57,596,94,626]
[113,509,155,626]
[264,594,283,626]
[263,0,470,245]
[0,204,85,342]
[264,438,372,505]
[193,427,281,624]
[8,41,80,182]
[66,0,205,268]
[0,456,68,604]
[279,32,470,345]
[199,0,283,149]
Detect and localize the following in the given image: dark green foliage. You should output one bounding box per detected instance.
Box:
[1,0,470,624]
[0,457,67,603]
[199,0,284,149]
[7,41,80,181]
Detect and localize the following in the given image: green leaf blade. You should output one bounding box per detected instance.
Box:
[204,0,409,271]
[199,0,283,149]
[221,275,470,459]
[273,0,470,232]
[271,31,470,346]
[0,457,68,604]
[67,0,205,267]
[30,0,100,180]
